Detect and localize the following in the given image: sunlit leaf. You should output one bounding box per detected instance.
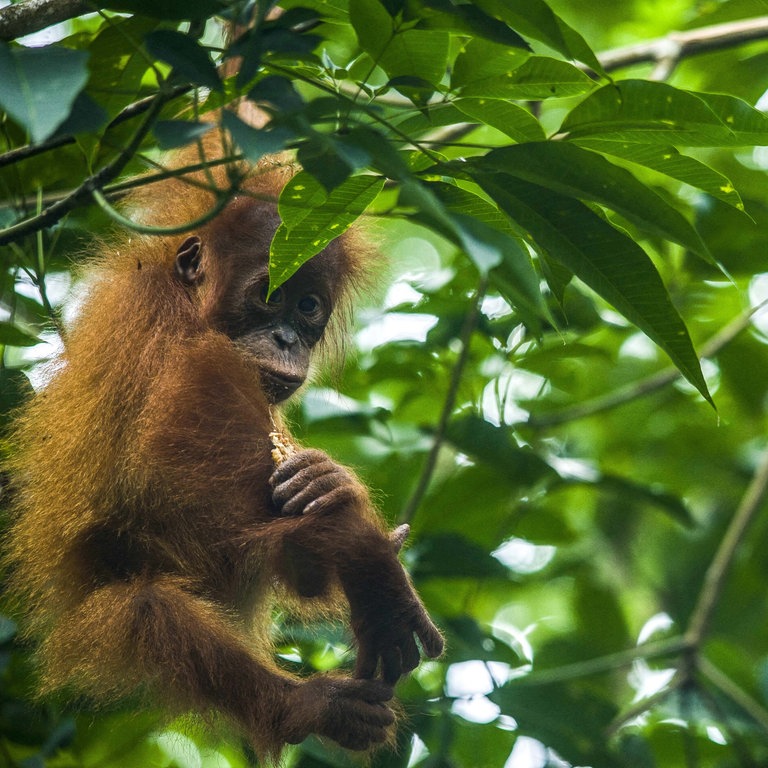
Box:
[457,54,594,100]
[561,79,768,146]
[573,139,745,210]
[473,0,605,74]
[454,98,545,142]
[473,143,714,263]
[270,172,384,288]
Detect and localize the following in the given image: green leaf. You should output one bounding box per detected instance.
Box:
[428,182,547,323]
[457,55,594,100]
[475,174,713,405]
[222,111,294,162]
[399,181,506,276]
[418,0,530,49]
[153,119,215,150]
[85,16,158,122]
[410,534,510,580]
[144,30,221,91]
[0,321,41,348]
[451,38,530,90]
[350,0,449,84]
[475,143,714,263]
[446,414,558,487]
[490,681,617,766]
[473,0,605,75]
[270,172,384,288]
[561,79,768,146]
[0,43,89,143]
[0,368,33,417]
[453,98,545,142]
[102,0,224,19]
[573,139,745,210]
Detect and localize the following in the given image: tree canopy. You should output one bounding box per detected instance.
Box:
[2,1,768,766]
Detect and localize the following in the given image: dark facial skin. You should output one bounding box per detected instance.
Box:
[174,203,338,404]
[232,273,332,403]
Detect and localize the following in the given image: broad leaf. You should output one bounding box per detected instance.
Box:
[473,143,714,263]
[446,415,558,487]
[400,180,517,278]
[0,322,40,348]
[270,172,384,288]
[474,173,713,405]
[144,30,221,91]
[428,182,548,323]
[102,0,224,19]
[154,120,215,150]
[454,98,545,142]
[572,140,745,210]
[457,55,594,100]
[451,38,530,89]
[561,80,768,146]
[222,111,294,162]
[0,44,89,143]
[473,0,605,75]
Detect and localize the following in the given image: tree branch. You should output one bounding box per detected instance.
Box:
[0,0,92,41]
[685,443,768,648]
[598,16,768,73]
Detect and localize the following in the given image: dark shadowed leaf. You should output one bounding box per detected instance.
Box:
[102,0,224,19]
[144,30,221,91]
[153,120,215,150]
[446,414,558,487]
[0,44,89,143]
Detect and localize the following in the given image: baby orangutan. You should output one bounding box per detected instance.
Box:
[5,140,443,759]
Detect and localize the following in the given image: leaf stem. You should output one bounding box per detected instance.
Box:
[400,275,488,524]
[685,443,768,648]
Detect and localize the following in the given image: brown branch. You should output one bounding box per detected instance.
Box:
[0,0,92,41]
[598,16,768,73]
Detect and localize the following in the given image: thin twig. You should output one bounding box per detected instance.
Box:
[514,636,688,687]
[399,275,488,524]
[527,299,768,429]
[699,657,768,734]
[685,443,768,647]
[0,90,172,246]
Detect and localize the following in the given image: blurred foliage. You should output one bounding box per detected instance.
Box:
[2,0,768,766]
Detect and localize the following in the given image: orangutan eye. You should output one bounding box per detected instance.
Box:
[298,295,320,314]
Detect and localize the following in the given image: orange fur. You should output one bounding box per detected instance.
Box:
[4,135,442,760]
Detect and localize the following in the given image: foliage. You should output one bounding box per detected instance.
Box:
[1,0,768,766]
